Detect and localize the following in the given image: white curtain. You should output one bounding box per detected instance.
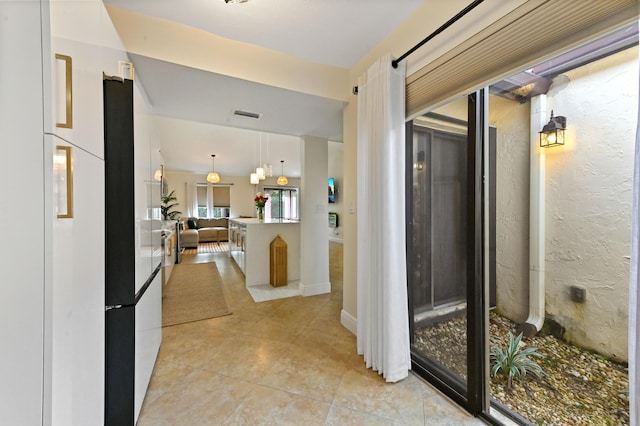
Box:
[207,184,214,218]
[185,182,198,217]
[629,54,640,426]
[356,53,410,383]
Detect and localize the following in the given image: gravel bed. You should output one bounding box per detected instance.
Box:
[414,312,629,425]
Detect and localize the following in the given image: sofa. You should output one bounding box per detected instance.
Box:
[180,217,229,248]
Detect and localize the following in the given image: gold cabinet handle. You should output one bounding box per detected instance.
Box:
[55,54,73,129]
[55,145,74,218]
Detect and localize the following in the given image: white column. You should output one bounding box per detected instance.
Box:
[300,136,331,296]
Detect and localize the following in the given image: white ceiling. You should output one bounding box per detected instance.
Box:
[103,0,425,176]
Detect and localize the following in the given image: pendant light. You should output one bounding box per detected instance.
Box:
[250,172,259,185]
[277,160,288,186]
[256,134,265,180]
[263,134,273,177]
[206,154,220,183]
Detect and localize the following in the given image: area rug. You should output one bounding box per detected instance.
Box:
[182,242,229,255]
[162,262,231,327]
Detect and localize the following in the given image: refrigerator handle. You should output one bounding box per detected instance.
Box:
[105,305,123,312]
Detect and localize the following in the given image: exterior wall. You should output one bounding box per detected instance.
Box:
[490,96,531,323]
[492,47,638,361]
[543,47,638,361]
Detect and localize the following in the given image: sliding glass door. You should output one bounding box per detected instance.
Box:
[408,91,487,414]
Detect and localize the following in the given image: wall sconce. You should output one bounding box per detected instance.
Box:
[539,110,567,148]
[413,150,425,170]
[153,165,163,181]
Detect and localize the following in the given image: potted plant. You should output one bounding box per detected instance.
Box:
[161,190,182,221]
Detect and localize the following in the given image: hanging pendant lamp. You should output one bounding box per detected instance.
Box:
[277,160,288,186]
[206,154,220,183]
[250,172,259,185]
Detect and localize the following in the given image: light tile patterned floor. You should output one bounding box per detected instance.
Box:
[138,243,484,425]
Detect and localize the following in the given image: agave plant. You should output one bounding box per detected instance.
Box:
[491,331,545,389]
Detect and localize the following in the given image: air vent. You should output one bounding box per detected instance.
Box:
[234,109,261,119]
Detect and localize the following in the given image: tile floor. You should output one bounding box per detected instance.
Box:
[138,243,483,425]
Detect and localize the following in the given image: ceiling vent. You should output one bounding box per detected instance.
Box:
[234,109,261,119]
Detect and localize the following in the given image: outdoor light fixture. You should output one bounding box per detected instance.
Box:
[539,110,567,148]
[206,154,221,183]
[277,160,288,186]
[413,150,425,170]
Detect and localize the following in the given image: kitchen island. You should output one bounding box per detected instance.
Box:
[228,218,301,295]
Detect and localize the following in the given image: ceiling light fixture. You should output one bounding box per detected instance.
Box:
[206,154,221,183]
[256,133,266,180]
[277,160,288,186]
[263,134,272,177]
[250,172,259,185]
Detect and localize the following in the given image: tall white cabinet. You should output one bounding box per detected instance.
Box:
[0,1,161,423]
[0,2,48,424]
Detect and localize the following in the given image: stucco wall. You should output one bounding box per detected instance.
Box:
[542,47,638,361]
[492,47,638,361]
[490,96,531,323]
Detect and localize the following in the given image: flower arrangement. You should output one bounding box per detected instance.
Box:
[254,192,268,220]
[254,192,268,208]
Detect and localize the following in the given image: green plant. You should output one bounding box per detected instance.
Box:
[161,190,182,220]
[491,331,545,388]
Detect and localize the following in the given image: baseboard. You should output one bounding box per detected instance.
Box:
[340,309,357,335]
[300,281,331,297]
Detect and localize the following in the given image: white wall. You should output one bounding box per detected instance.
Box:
[492,47,638,361]
[164,170,300,219]
[328,141,344,242]
[490,96,531,323]
[543,47,637,360]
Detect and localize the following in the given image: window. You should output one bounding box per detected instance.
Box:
[196,184,231,218]
[196,185,207,218]
[264,187,299,220]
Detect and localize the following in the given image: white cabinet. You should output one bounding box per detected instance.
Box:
[50,136,105,425]
[0,2,47,424]
[43,0,129,156]
[41,1,134,424]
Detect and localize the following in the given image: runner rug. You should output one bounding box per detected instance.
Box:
[162,262,231,327]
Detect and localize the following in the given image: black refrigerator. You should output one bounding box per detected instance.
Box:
[104,76,162,425]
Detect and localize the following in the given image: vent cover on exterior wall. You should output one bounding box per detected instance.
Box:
[234,109,261,119]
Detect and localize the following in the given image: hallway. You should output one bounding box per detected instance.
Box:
[137,243,482,425]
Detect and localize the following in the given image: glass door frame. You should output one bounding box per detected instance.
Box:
[406,89,491,419]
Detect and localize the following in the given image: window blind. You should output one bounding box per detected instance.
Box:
[212,186,230,207]
[406,0,639,118]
